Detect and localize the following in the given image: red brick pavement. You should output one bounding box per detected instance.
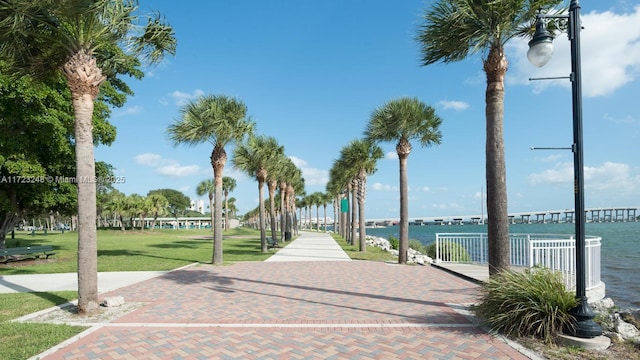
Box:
[37,262,534,359]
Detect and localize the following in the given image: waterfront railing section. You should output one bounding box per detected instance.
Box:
[435,233,602,291]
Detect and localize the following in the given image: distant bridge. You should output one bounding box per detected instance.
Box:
[365,206,639,226]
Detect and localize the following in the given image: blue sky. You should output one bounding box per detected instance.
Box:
[94,0,640,221]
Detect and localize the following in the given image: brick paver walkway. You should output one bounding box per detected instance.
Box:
[36,261,533,359]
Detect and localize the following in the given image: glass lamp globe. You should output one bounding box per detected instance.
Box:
[527,20,555,68]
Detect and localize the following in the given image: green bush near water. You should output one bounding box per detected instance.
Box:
[388,236,399,250]
[472,267,578,344]
[424,241,471,262]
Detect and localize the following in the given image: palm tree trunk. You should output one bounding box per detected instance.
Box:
[211,145,226,265]
[358,198,366,252]
[484,45,510,275]
[224,192,229,231]
[350,180,357,247]
[258,180,267,252]
[73,93,99,314]
[398,154,409,264]
[268,182,277,242]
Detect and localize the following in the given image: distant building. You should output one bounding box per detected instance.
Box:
[189,199,205,214]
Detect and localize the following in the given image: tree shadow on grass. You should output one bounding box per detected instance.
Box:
[97,249,204,264]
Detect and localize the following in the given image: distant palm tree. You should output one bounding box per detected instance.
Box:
[197,178,215,234]
[168,95,254,265]
[104,192,127,232]
[416,0,560,274]
[0,0,176,314]
[232,135,284,252]
[328,159,352,240]
[340,139,383,251]
[226,197,238,219]
[222,176,237,231]
[266,155,287,241]
[146,193,169,230]
[365,97,442,264]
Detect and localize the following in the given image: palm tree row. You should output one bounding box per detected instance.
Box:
[169,93,306,258]
[233,136,305,252]
[100,191,169,231]
[325,97,442,262]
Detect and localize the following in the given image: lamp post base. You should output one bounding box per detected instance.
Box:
[569,296,603,338]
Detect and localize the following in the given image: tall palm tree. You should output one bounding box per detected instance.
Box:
[328,159,352,240]
[340,139,383,251]
[416,0,560,274]
[196,178,215,234]
[168,95,254,265]
[278,157,299,241]
[365,97,442,264]
[266,155,287,241]
[222,176,237,231]
[0,0,176,314]
[232,134,284,252]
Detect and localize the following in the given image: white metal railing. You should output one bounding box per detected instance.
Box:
[435,233,601,291]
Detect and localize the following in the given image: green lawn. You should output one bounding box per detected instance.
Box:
[1,227,272,275]
[0,228,395,359]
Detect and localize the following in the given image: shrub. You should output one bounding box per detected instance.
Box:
[388,236,398,250]
[424,241,471,262]
[472,267,578,344]
[408,239,426,254]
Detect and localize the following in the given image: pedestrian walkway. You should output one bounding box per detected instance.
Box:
[265,230,351,262]
[8,231,537,359]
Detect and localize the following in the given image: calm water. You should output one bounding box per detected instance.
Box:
[365,221,640,310]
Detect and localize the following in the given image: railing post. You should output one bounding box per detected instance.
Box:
[435,234,440,262]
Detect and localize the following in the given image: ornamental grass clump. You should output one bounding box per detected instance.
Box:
[473,267,578,344]
[425,241,471,262]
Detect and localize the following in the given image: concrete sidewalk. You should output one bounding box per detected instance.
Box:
[265,231,351,262]
[0,271,167,294]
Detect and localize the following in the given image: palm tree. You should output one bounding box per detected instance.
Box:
[197,178,215,234]
[328,159,352,240]
[232,135,284,252]
[226,197,238,220]
[365,97,442,264]
[266,155,287,242]
[340,139,383,251]
[416,0,560,274]
[168,95,254,265]
[0,0,176,314]
[222,176,237,231]
[146,193,169,230]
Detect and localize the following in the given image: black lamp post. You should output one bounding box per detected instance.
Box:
[527,0,602,338]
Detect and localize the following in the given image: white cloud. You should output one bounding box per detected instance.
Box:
[157,164,201,177]
[431,203,462,210]
[114,105,143,117]
[385,151,398,160]
[413,186,430,192]
[289,156,328,186]
[135,153,164,166]
[529,161,639,193]
[536,154,565,163]
[371,182,398,191]
[170,89,205,106]
[604,113,639,125]
[528,162,574,185]
[584,162,637,192]
[134,153,203,178]
[508,6,640,97]
[438,100,470,111]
